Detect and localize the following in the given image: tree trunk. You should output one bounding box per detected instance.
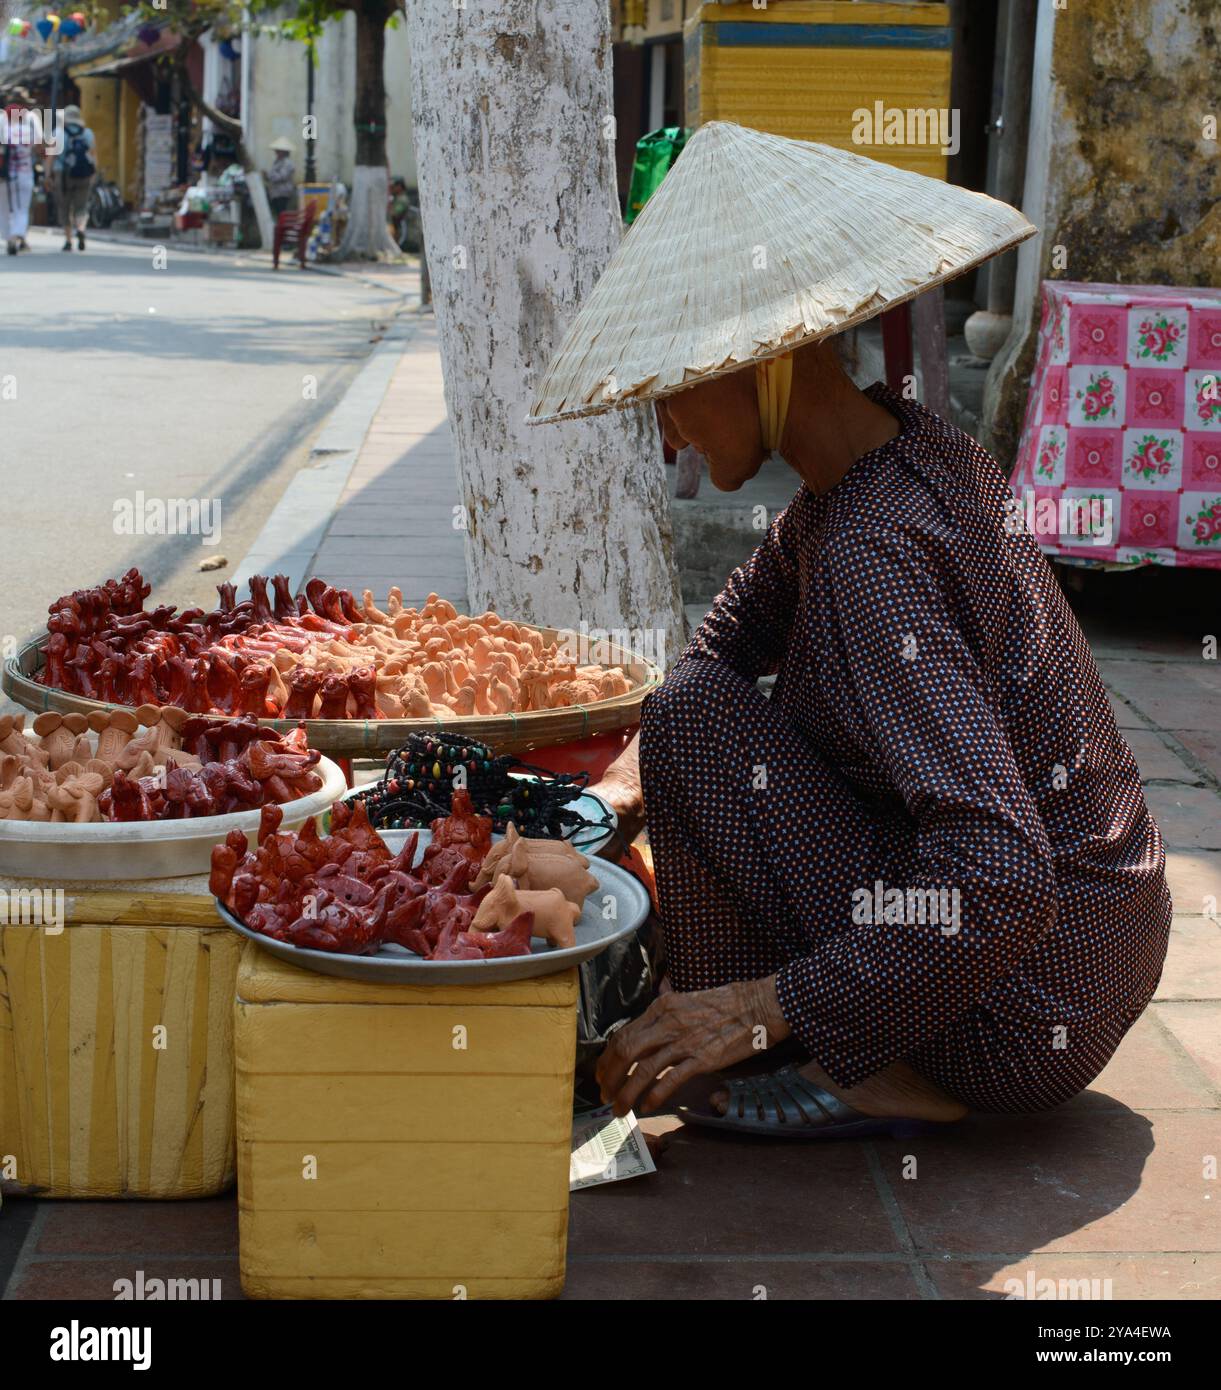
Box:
[175,46,247,166]
[338,0,400,259]
[405,0,685,666]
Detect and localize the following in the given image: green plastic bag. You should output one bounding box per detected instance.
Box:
[625,126,689,224]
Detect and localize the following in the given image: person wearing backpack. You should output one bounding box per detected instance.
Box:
[54,103,96,252]
[0,89,42,256]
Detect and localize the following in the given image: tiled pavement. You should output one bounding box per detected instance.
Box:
[2,327,1219,1299]
[3,602,1218,1302]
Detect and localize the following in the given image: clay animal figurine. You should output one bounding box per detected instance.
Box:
[0,715,30,758]
[0,775,52,822]
[134,705,197,768]
[89,708,139,763]
[470,874,580,949]
[32,711,91,770]
[471,822,598,906]
[46,769,106,823]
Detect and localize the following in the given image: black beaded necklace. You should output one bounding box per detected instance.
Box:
[353,730,613,846]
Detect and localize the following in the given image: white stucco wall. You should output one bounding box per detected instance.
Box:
[245,14,416,190]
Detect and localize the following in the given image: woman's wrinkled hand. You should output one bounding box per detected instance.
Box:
[596,975,791,1117]
[588,733,645,855]
[588,776,645,854]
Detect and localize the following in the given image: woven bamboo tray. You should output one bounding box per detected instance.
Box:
[3,628,663,757]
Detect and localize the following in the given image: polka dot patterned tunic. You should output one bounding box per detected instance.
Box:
[639,384,1172,1113]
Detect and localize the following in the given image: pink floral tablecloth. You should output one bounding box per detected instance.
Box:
[1011,280,1221,569]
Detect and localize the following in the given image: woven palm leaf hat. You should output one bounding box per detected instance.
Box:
[529,122,1036,445]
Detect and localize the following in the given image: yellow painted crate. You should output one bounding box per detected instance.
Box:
[235,945,578,1299]
[0,875,239,1199]
[685,1,953,179]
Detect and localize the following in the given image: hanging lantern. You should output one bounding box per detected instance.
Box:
[137,22,160,45]
[35,18,53,39]
[8,17,26,35]
[60,18,81,37]
[70,10,87,25]
[47,13,62,31]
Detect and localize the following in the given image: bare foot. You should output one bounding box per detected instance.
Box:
[712,1058,967,1123]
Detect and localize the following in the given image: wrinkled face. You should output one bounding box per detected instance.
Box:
[657,368,766,492]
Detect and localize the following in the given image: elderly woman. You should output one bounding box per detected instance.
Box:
[530,123,1172,1139]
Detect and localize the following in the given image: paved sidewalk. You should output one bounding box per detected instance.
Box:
[2,308,1218,1297]
[3,596,1218,1301]
[306,317,469,612]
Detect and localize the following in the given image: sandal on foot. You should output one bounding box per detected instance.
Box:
[677,1064,947,1141]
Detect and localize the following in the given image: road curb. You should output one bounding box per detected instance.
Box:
[66,226,418,302]
[231,313,422,596]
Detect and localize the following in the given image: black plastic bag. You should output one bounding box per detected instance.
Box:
[572,898,666,1109]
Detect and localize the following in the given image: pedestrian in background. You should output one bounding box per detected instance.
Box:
[389,177,411,250]
[0,88,41,256]
[267,137,296,218]
[55,103,96,252]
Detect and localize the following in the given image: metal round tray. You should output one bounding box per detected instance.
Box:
[216,828,651,984]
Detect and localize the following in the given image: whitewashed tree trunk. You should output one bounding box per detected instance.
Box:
[336,1,402,261]
[339,165,400,260]
[405,0,685,666]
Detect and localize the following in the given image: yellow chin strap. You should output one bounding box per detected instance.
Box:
[755,352,793,454]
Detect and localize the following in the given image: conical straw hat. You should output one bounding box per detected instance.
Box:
[529,122,1036,424]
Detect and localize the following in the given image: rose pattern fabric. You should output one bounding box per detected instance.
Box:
[1193,376,1221,427]
[1077,371,1117,421]
[1189,497,1221,546]
[1128,434,1176,483]
[1036,434,1063,480]
[1135,315,1183,362]
[1013,281,1221,571]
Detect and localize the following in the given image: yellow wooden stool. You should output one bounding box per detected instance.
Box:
[235,943,577,1299]
[0,873,239,1199]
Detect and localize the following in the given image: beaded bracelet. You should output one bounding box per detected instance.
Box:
[352,729,613,844]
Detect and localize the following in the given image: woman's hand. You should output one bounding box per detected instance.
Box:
[596,975,791,1117]
[589,774,645,850]
[588,732,645,852]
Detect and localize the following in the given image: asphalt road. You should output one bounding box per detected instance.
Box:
[0,226,400,654]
